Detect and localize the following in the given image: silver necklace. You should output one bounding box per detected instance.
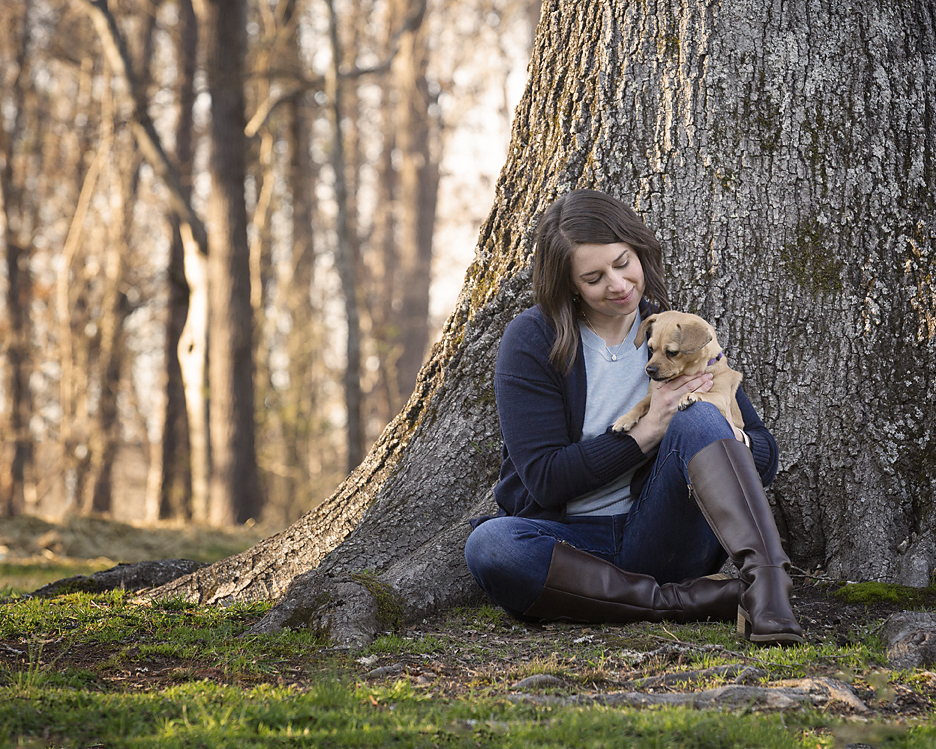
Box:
[582,314,627,361]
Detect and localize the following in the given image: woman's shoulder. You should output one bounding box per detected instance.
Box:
[498,306,555,365]
[504,305,554,338]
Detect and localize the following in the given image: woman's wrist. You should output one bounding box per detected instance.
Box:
[625,418,664,454]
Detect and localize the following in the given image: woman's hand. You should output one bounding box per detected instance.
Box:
[628,372,714,453]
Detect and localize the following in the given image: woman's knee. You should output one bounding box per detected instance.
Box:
[658,401,736,465]
[464,517,552,603]
[670,400,730,430]
[465,518,522,581]
[667,401,734,440]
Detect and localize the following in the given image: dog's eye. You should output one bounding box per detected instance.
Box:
[665,350,678,359]
[647,346,654,355]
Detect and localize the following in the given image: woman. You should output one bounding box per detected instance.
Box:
[464,189,803,645]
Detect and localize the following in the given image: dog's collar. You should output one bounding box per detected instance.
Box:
[707,351,724,367]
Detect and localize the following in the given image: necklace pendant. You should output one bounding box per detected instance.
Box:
[611,354,617,361]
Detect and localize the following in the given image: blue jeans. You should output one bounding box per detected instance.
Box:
[464,402,735,617]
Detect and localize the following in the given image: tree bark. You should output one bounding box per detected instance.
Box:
[326,0,366,473]
[152,0,197,523]
[199,0,263,526]
[393,0,438,407]
[148,0,936,642]
[0,0,35,517]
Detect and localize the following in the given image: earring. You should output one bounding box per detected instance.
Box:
[572,293,580,303]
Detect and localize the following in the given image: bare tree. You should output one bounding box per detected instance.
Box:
[83,6,159,515]
[0,0,36,516]
[198,0,263,525]
[325,0,366,473]
[151,0,198,523]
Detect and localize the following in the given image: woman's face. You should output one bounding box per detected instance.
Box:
[570,242,645,323]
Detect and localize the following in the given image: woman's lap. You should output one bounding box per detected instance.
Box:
[465,403,734,612]
[617,401,732,581]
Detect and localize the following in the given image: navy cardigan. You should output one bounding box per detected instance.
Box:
[480,303,779,526]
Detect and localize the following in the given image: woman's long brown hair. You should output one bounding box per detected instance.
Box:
[532,190,670,373]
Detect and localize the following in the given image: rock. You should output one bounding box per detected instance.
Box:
[507,677,867,713]
[511,674,563,690]
[367,662,404,678]
[882,612,936,670]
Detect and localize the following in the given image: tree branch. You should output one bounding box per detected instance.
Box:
[244,0,428,138]
[78,0,208,254]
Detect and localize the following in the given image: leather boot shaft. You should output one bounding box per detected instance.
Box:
[687,438,804,644]
[522,542,743,624]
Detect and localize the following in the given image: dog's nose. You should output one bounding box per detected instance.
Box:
[646,365,658,378]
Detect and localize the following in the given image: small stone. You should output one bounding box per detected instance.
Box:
[511,674,563,690]
[882,612,936,670]
[367,662,404,678]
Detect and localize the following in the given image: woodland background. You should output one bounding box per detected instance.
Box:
[0,0,538,530]
[3,0,936,616]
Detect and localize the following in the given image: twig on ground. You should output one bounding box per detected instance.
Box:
[654,626,783,669]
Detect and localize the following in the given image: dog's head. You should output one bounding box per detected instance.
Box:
[634,311,720,381]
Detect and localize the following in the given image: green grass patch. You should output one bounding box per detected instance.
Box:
[832,581,936,608]
[0,592,934,748]
[0,590,328,683]
[8,679,927,748]
[0,558,116,596]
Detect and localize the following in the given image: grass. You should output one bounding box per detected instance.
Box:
[1,569,935,747]
[4,680,883,748]
[0,558,116,595]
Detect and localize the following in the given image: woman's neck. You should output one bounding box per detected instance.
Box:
[581,308,638,347]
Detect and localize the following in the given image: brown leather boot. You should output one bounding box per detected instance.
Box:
[522,541,744,624]
[687,438,805,645]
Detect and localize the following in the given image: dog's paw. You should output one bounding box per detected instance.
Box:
[612,415,639,433]
[678,393,700,411]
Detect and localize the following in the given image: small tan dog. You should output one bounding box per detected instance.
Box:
[613,311,744,433]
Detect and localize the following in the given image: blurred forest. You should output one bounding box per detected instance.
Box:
[0,0,538,528]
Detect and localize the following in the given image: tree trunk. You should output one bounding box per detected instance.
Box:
[280,90,319,521]
[326,0,366,473]
[57,72,106,514]
[83,143,138,516]
[393,0,438,407]
[199,0,263,526]
[85,6,157,516]
[149,0,936,642]
[0,0,35,517]
[154,0,197,523]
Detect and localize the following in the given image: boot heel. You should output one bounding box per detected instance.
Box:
[737,607,752,639]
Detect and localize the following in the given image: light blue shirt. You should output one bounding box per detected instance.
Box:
[566,311,650,516]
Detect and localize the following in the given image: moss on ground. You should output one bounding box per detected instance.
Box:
[832,580,936,608]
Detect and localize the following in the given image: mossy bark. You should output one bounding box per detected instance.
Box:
[149,0,936,642]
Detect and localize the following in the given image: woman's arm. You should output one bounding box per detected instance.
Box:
[494,314,647,509]
[734,386,780,485]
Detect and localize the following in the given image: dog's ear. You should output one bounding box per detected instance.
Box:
[676,321,713,354]
[634,315,657,349]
